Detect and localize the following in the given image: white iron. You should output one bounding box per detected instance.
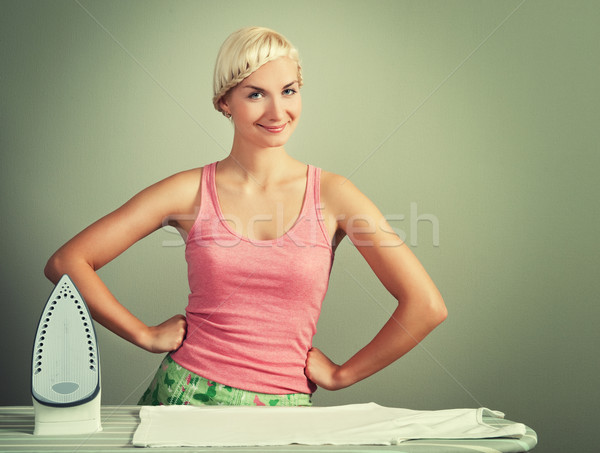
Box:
[31,274,102,435]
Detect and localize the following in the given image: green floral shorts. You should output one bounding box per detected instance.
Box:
[138,354,312,407]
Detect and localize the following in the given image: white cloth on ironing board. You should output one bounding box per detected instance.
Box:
[132,402,526,447]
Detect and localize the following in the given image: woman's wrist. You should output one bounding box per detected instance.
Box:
[132,323,154,352]
[333,364,358,390]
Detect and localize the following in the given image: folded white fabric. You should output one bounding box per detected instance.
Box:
[133,402,526,447]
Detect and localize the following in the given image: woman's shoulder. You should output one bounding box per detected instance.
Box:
[319,168,349,185]
[318,167,379,219]
[166,166,203,182]
[319,168,363,201]
[149,167,202,194]
[138,167,204,231]
[140,167,203,213]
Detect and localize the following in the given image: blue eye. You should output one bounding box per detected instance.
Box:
[283,89,297,96]
[248,92,263,99]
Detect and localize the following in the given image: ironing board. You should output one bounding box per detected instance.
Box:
[0,405,536,452]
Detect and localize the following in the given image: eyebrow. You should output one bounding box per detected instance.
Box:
[242,81,298,91]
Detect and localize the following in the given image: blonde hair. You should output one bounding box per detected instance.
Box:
[212,26,302,116]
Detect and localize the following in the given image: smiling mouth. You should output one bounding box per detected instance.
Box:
[259,124,287,133]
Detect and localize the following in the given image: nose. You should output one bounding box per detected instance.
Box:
[266,97,285,121]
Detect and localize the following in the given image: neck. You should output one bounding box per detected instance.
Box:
[221,139,298,186]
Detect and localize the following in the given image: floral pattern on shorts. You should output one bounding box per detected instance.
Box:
[138,354,312,407]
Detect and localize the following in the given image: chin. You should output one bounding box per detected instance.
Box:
[264,139,290,149]
[260,131,295,148]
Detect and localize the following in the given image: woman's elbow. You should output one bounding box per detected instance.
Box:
[44,252,64,283]
[427,293,447,328]
[397,289,447,329]
[44,250,81,283]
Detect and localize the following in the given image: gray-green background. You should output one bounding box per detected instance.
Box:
[2,1,598,451]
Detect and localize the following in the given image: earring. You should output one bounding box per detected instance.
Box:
[224,112,232,119]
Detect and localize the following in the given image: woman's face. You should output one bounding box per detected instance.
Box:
[221,57,302,150]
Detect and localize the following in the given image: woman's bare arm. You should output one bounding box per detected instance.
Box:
[305,173,447,390]
[44,168,201,353]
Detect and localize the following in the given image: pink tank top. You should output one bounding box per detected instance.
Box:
[171,162,333,394]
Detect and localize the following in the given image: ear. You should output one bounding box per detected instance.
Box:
[219,97,231,117]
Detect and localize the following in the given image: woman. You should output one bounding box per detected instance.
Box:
[45,26,446,407]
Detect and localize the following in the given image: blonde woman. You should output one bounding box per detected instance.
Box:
[45,26,447,407]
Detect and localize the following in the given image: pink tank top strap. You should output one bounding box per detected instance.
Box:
[310,165,330,246]
[199,161,218,218]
